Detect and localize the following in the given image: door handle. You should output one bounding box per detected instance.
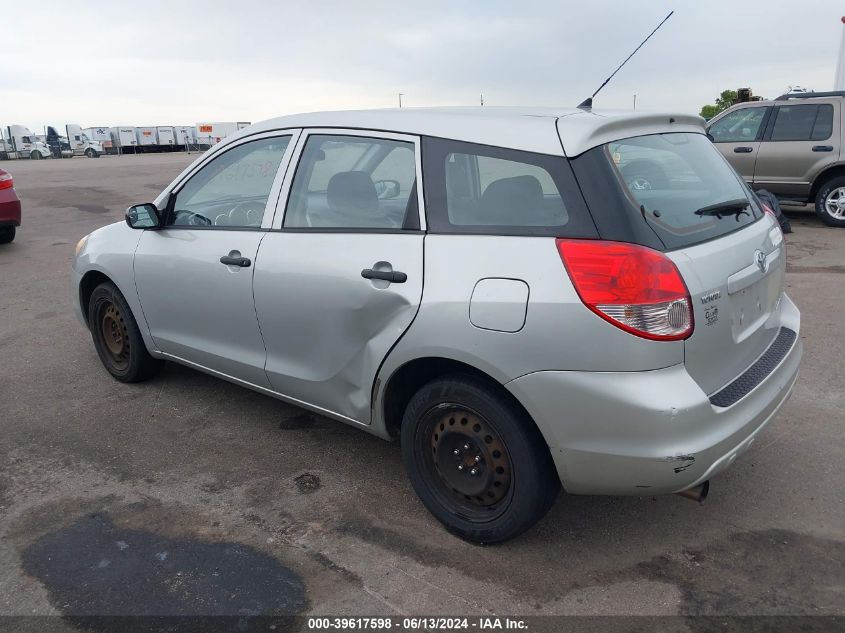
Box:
[734,147,754,153]
[361,268,407,283]
[220,251,251,267]
[812,145,834,152]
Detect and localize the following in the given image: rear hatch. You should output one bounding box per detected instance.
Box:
[668,214,784,395]
[593,132,786,395]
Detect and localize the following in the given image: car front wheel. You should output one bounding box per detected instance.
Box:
[401,375,559,543]
[88,281,163,382]
[0,226,15,244]
[815,176,845,227]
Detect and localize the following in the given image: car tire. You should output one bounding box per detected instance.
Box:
[401,375,559,543]
[85,148,95,158]
[88,281,163,382]
[814,176,845,227]
[0,226,15,244]
[621,160,668,191]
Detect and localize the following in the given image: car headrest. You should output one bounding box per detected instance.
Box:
[327,171,378,215]
[479,175,543,223]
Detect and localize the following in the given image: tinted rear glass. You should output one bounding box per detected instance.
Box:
[422,137,597,237]
[605,133,761,249]
[770,104,833,141]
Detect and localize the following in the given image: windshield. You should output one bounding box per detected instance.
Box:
[605,132,761,249]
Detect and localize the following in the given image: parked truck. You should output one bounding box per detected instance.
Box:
[65,124,103,157]
[45,126,74,158]
[0,125,52,160]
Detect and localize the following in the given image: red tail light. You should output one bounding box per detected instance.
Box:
[556,239,693,341]
[0,169,12,191]
[759,200,783,232]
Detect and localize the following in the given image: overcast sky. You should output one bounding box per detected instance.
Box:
[3,0,844,132]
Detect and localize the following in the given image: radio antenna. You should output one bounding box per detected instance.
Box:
[578,11,674,109]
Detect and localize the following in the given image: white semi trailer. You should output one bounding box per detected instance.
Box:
[173,125,195,143]
[195,122,250,147]
[156,126,176,150]
[110,127,138,153]
[135,127,158,150]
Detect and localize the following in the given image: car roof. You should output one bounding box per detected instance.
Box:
[233,107,705,157]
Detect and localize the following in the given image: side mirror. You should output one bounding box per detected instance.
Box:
[706,132,715,142]
[125,203,160,229]
[374,179,401,200]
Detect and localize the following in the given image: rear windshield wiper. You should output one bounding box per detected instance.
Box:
[695,198,751,221]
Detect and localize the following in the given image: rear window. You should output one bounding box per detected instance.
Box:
[421,137,597,237]
[605,133,761,249]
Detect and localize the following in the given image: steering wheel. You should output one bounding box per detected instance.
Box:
[173,209,212,226]
[228,201,266,227]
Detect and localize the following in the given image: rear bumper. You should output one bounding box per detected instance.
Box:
[506,294,802,496]
[0,189,21,226]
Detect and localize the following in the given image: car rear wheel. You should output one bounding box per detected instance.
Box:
[88,281,163,382]
[621,160,668,191]
[401,375,559,543]
[0,226,15,244]
[815,176,845,227]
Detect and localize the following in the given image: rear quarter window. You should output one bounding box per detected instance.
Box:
[421,137,597,237]
[600,133,762,250]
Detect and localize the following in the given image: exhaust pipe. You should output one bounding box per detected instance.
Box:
[676,480,710,503]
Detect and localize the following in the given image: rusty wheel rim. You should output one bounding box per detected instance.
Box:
[99,301,130,371]
[421,404,513,520]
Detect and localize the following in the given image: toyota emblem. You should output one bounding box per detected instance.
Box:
[754,249,768,274]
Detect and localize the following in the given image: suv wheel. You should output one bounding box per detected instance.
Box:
[815,176,845,227]
[88,281,163,382]
[401,375,559,543]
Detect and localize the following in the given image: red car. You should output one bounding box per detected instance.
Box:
[0,167,21,244]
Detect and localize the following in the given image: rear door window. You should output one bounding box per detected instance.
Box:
[605,133,762,249]
[284,134,417,230]
[421,137,596,236]
[769,104,833,141]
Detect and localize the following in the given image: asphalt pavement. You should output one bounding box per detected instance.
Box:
[0,154,843,630]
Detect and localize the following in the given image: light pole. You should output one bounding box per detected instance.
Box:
[633,94,637,110]
[398,93,404,108]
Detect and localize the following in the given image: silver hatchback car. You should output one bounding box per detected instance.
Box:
[72,108,802,542]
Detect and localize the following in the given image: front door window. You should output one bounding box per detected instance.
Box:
[168,136,291,228]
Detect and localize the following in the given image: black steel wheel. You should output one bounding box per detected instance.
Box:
[401,375,559,543]
[423,404,514,520]
[88,281,163,382]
